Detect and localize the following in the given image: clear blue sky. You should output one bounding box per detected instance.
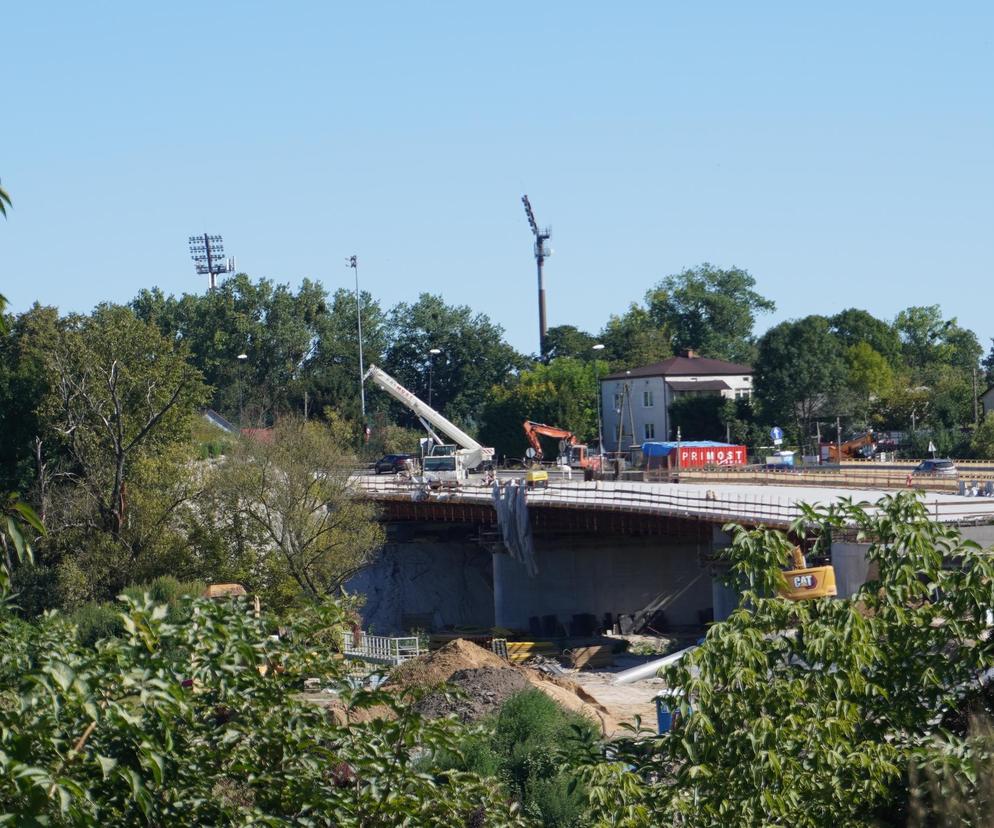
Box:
[3,2,992,356]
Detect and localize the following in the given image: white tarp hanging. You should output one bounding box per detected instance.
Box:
[491,482,538,576]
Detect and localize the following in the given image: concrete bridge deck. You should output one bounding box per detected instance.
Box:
[356,474,994,529]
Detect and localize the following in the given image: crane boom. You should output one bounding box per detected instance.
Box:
[363,364,493,467]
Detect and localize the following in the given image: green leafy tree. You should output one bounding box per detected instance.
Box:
[667,395,729,441]
[28,306,209,609]
[479,357,606,458]
[132,276,332,425]
[844,342,894,425]
[598,303,671,370]
[0,304,60,491]
[43,305,207,540]
[649,263,775,362]
[383,293,525,429]
[845,342,893,399]
[894,305,983,375]
[982,338,994,386]
[754,315,846,441]
[0,584,531,825]
[305,287,387,423]
[923,364,976,430]
[829,308,902,365]
[580,492,994,826]
[971,413,994,459]
[542,324,598,361]
[208,417,384,608]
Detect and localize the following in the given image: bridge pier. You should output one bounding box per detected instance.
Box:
[491,534,714,633]
[346,529,495,633]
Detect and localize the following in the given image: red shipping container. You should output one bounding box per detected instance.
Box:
[676,445,747,468]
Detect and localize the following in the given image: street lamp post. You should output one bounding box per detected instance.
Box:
[428,348,441,408]
[592,344,606,460]
[237,353,248,428]
[347,256,366,421]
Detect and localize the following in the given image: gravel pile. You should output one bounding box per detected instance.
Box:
[414,667,529,722]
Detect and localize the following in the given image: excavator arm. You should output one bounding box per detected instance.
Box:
[522,421,577,461]
[828,432,875,462]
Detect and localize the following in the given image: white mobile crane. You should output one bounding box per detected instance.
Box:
[363,364,494,483]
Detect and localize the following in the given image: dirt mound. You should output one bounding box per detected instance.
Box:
[414,667,529,722]
[389,639,619,736]
[388,638,508,688]
[522,670,618,735]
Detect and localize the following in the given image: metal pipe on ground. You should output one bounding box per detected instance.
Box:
[611,645,697,686]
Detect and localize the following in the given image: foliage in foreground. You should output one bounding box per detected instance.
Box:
[0,581,528,826]
[578,491,994,827]
[441,688,600,827]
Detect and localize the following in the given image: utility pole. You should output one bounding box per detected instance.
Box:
[521,195,551,358]
[347,255,366,421]
[592,344,606,460]
[836,416,842,464]
[974,367,980,426]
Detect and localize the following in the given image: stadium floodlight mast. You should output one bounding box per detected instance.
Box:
[189,233,235,290]
[521,194,552,357]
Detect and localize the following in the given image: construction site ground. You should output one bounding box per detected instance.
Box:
[305,634,695,738]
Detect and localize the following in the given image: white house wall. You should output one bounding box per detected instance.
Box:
[601,373,753,452]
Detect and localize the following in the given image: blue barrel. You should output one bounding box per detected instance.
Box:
[655,695,691,734]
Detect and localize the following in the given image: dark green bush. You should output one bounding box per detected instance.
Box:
[69,602,123,647]
[70,578,205,647]
[9,563,57,618]
[122,575,204,607]
[444,689,599,828]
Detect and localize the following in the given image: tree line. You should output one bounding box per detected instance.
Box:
[6,262,994,478]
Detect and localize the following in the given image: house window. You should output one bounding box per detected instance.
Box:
[643,390,654,408]
[644,423,656,439]
[735,389,752,400]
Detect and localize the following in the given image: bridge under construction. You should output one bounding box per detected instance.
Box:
[348,474,994,636]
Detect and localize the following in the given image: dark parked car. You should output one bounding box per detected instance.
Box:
[374,454,414,474]
[912,458,958,477]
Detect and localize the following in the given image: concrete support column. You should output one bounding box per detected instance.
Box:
[831,541,872,598]
[710,527,738,622]
[493,550,508,629]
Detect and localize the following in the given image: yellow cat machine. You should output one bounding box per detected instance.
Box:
[780,546,837,601]
[524,468,549,488]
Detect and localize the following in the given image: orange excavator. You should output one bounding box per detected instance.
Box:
[826,432,876,462]
[522,421,601,470]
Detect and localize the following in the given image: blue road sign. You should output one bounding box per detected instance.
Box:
[770,427,784,442]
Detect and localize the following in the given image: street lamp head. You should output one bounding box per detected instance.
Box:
[237,353,248,360]
[592,343,605,351]
[429,348,442,355]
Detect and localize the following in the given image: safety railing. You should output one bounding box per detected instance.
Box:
[673,467,994,492]
[343,631,421,666]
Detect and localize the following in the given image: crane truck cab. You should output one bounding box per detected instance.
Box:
[423,453,462,483]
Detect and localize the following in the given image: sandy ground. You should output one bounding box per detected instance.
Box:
[563,653,668,734]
